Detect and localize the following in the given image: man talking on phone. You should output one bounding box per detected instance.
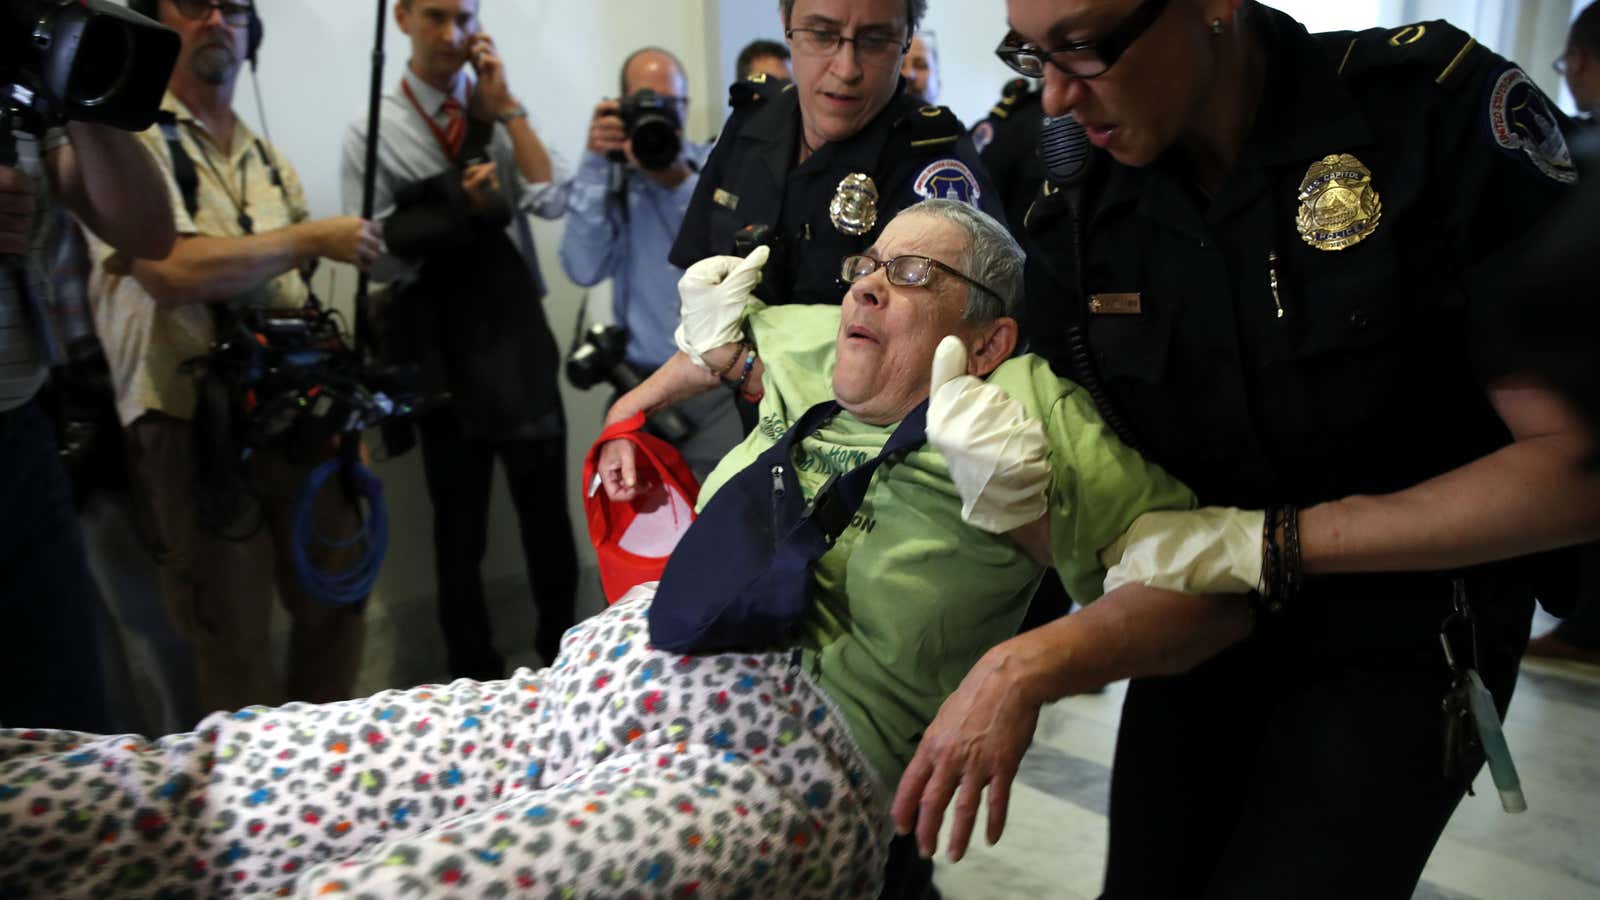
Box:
[341,0,578,681]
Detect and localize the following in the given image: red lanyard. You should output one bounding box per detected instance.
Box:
[401,79,464,163]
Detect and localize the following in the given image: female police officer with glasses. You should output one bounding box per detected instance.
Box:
[891,0,1600,896]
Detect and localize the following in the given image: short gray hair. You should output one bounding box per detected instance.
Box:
[778,0,927,34]
[898,199,1024,322]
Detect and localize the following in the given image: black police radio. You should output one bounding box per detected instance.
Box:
[128,0,262,67]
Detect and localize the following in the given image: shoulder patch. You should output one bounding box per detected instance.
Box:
[1485,64,1578,184]
[914,159,982,205]
[972,121,996,155]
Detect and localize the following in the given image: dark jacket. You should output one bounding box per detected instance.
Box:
[382,170,562,441]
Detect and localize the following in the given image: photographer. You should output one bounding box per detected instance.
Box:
[2,113,174,731]
[341,0,576,680]
[560,47,741,479]
[90,0,382,715]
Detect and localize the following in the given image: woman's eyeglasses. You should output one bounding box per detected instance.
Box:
[995,0,1172,81]
[786,28,909,63]
[840,254,1003,304]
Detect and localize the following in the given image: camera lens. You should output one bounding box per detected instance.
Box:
[630,114,681,171]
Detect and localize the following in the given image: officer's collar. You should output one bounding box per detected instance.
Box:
[1236,5,1375,168]
[744,82,910,182]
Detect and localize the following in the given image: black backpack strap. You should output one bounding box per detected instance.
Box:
[798,400,928,541]
[155,110,200,221]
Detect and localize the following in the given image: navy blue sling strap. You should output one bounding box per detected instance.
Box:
[650,398,930,654]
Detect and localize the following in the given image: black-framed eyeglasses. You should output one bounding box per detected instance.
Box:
[172,0,253,27]
[787,27,911,63]
[840,254,1004,304]
[995,0,1172,80]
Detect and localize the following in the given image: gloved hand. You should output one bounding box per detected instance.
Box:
[1100,507,1265,596]
[673,245,770,370]
[928,335,1050,533]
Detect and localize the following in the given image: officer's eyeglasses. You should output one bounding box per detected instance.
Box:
[1553,54,1571,76]
[171,0,254,27]
[995,0,1172,80]
[787,28,911,63]
[840,254,1004,304]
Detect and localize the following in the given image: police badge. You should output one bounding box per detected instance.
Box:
[830,173,880,236]
[1296,153,1383,251]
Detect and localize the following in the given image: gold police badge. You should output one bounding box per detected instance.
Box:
[830,173,880,237]
[1295,153,1383,251]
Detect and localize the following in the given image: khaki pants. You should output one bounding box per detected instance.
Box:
[126,414,365,715]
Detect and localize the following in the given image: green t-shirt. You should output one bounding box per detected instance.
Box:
[696,305,1196,787]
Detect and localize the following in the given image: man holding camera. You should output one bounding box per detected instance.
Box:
[341,0,576,681]
[1,99,175,732]
[560,48,741,479]
[91,0,383,714]
[672,0,1002,310]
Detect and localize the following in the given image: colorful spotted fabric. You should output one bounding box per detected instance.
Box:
[0,588,890,898]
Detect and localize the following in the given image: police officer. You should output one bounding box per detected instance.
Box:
[892,1,1600,896]
[670,0,1004,308]
[970,77,1045,240]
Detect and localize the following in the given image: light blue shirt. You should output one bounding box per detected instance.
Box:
[558,143,711,370]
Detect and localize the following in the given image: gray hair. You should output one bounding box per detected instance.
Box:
[778,0,928,35]
[898,198,1024,322]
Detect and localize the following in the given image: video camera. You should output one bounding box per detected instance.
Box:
[566,322,692,444]
[188,304,424,463]
[0,0,178,133]
[608,88,683,172]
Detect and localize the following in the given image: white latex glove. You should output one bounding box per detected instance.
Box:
[927,335,1051,533]
[1100,507,1266,596]
[672,245,770,370]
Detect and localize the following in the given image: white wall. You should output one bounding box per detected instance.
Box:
[715,1,788,109]
[201,0,719,611]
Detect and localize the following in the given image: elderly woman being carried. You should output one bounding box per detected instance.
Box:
[0,200,1241,899]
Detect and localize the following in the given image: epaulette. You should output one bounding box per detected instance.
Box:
[1316,20,1487,92]
[899,103,965,154]
[727,72,788,111]
[989,78,1034,119]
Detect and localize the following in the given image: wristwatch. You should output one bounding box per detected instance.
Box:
[497,104,528,124]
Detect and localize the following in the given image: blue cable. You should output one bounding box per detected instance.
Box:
[290,457,387,607]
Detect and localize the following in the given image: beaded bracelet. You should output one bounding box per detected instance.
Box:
[1254,505,1304,620]
[731,348,758,394]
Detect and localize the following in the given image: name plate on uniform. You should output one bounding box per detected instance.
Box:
[714,188,739,210]
[1088,293,1142,315]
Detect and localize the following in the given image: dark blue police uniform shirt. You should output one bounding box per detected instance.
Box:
[672,77,1005,307]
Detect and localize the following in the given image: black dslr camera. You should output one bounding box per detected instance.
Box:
[608,88,683,172]
[566,322,692,443]
[1,0,178,132]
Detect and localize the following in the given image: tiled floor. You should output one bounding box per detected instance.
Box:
[356,579,1600,900]
[927,647,1600,900]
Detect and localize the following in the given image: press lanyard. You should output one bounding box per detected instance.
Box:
[401,79,464,164]
[191,133,255,235]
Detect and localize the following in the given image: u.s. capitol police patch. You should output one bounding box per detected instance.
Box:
[914,159,983,205]
[1486,64,1578,184]
[972,121,996,155]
